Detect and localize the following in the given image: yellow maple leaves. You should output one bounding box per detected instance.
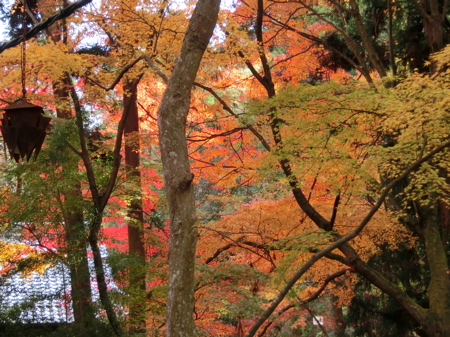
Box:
[0,240,51,277]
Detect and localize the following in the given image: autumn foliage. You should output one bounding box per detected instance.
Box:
[0,0,450,336]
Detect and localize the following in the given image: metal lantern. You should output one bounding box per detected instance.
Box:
[1,99,51,163]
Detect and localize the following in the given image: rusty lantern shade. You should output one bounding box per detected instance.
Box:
[1,99,51,163]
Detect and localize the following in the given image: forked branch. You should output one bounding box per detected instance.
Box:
[245,139,450,337]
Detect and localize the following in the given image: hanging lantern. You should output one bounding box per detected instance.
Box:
[1,98,51,163]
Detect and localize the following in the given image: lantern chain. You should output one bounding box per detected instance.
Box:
[21,3,27,99]
[21,39,26,98]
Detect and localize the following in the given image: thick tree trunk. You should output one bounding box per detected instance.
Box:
[157,1,221,335]
[123,77,147,333]
[421,204,450,336]
[415,0,447,53]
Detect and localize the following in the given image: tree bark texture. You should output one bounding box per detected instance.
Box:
[157,1,221,335]
[124,77,147,332]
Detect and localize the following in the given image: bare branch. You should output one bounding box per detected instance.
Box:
[204,242,235,264]
[329,193,340,230]
[193,82,272,151]
[187,127,248,142]
[142,54,169,84]
[85,56,144,91]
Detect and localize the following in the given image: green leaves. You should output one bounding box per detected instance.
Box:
[270,228,334,284]
[374,46,450,208]
[246,46,450,211]
[247,81,382,200]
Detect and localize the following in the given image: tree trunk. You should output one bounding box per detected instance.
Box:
[70,79,125,337]
[52,75,94,327]
[88,215,124,336]
[64,186,94,326]
[157,1,221,335]
[348,0,387,78]
[123,77,147,333]
[387,0,396,76]
[415,0,447,53]
[421,204,450,336]
[40,4,95,325]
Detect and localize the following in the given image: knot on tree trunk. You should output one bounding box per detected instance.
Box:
[177,171,194,191]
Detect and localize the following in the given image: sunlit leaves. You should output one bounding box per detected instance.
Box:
[0,240,52,277]
[374,45,450,207]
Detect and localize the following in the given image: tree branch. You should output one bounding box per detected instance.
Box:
[85,56,144,91]
[257,268,349,337]
[99,73,144,210]
[143,54,169,84]
[265,12,367,80]
[193,82,271,151]
[245,138,450,337]
[0,0,93,54]
[204,242,235,264]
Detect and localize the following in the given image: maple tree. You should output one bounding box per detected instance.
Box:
[0,0,449,336]
[185,1,450,335]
